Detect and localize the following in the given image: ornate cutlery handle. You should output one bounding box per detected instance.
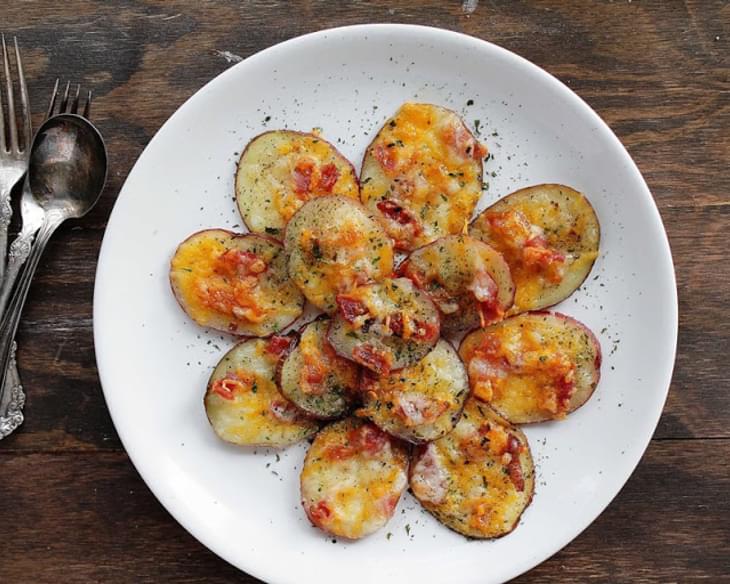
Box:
[0,187,13,283]
[0,215,61,398]
[0,345,24,438]
[0,229,36,315]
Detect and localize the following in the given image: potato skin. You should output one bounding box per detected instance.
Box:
[300,418,409,539]
[276,317,359,420]
[409,398,534,539]
[399,235,515,334]
[284,196,394,313]
[359,339,468,443]
[205,337,320,447]
[469,184,600,314]
[360,102,487,251]
[235,130,359,236]
[327,277,441,374]
[459,311,602,423]
[170,229,304,336]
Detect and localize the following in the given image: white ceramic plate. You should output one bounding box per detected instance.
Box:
[94,24,677,584]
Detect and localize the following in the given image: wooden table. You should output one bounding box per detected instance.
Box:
[1,1,728,582]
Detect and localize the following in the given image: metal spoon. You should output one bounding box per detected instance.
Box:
[0,113,107,393]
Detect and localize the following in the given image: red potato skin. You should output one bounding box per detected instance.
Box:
[169,229,304,338]
[361,104,488,250]
[458,311,602,422]
[397,235,516,330]
[325,289,441,375]
[236,130,361,235]
[468,184,601,313]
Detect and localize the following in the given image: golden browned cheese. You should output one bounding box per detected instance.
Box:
[409,399,534,539]
[236,130,359,235]
[205,338,320,447]
[361,103,487,251]
[169,230,303,336]
[300,418,409,539]
[284,196,394,313]
[459,312,601,423]
[470,184,600,313]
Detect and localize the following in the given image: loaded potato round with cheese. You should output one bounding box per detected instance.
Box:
[170,230,304,336]
[236,130,359,237]
[205,336,320,447]
[300,418,409,539]
[410,398,534,539]
[459,312,602,423]
[284,196,394,313]
[360,102,488,251]
[470,184,600,313]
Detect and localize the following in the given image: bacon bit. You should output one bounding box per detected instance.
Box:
[292,159,315,195]
[308,501,332,524]
[555,371,576,411]
[377,199,421,229]
[317,163,339,192]
[389,312,404,336]
[523,237,566,283]
[379,493,400,517]
[267,335,293,357]
[352,343,392,375]
[398,262,425,288]
[215,249,267,279]
[301,361,328,396]
[373,143,397,172]
[395,393,449,426]
[335,295,368,323]
[414,320,439,341]
[210,378,245,400]
[472,141,489,161]
[507,457,525,492]
[269,399,301,423]
[324,423,389,461]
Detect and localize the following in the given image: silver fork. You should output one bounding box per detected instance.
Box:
[0,35,30,438]
[0,80,93,438]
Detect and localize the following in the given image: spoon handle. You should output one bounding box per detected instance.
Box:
[0,215,61,399]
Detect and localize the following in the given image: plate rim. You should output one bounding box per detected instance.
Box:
[93,23,679,584]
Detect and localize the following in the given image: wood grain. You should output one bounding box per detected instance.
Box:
[0,0,728,582]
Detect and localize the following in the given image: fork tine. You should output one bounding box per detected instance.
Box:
[83,90,92,119]
[70,83,80,114]
[46,78,59,119]
[13,37,31,152]
[58,80,70,114]
[2,34,18,151]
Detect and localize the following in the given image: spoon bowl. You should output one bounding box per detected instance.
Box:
[28,113,107,218]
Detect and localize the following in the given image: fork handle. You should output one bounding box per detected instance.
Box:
[0,186,13,283]
[0,214,62,401]
[0,344,25,438]
[0,229,36,314]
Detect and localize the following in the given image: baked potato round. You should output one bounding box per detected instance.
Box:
[236,130,359,236]
[327,277,440,375]
[360,102,487,251]
[300,417,409,539]
[399,234,515,333]
[410,398,534,539]
[170,229,304,336]
[276,318,359,420]
[459,311,602,423]
[284,196,394,313]
[358,339,468,443]
[469,184,600,313]
[204,337,320,447]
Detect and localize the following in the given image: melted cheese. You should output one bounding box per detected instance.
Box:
[170,230,304,336]
[361,103,486,250]
[285,197,394,313]
[236,131,359,235]
[300,418,408,539]
[459,313,599,423]
[470,184,600,313]
[410,399,533,538]
[360,339,468,443]
[205,339,320,446]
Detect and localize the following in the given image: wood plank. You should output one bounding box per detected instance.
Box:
[0,439,727,583]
